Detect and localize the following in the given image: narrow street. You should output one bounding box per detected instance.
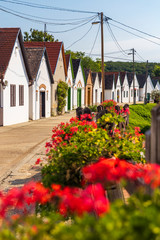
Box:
[0,111,76,191]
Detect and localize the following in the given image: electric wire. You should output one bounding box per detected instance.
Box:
[111,18,160,41]
[48,16,98,33]
[0,0,98,14]
[89,23,100,57]
[0,5,97,25]
[109,22,160,47]
[0,6,97,31]
[105,21,130,58]
[65,24,93,49]
[135,52,146,62]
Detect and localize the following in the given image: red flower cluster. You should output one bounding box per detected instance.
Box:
[82,157,160,189]
[0,181,109,219]
[51,183,109,217]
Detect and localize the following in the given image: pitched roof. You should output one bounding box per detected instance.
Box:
[127,72,134,87]
[136,74,146,88]
[25,47,44,80]
[0,28,32,81]
[24,41,67,76]
[106,72,119,88]
[91,72,97,85]
[72,59,80,79]
[105,73,114,90]
[98,72,102,86]
[65,54,70,70]
[151,78,158,88]
[25,47,53,83]
[120,72,126,86]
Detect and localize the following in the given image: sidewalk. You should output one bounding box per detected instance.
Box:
[0,111,76,191]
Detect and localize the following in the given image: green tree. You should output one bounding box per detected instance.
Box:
[153,64,160,77]
[23,28,58,42]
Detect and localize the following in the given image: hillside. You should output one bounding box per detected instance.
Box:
[105,61,160,75]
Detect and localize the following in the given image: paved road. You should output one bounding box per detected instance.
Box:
[0,111,76,189]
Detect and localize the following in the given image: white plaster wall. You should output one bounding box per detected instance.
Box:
[129,75,139,103]
[93,74,101,105]
[104,90,112,100]
[114,77,121,103]
[72,65,85,109]
[3,37,29,126]
[121,75,129,103]
[33,55,51,120]
[139,88,144,101]
[65,61,73,112]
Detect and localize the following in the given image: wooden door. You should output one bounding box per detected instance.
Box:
[88,88,91,106]
[77,88,81,107]
[68,87,71,111]
[40,92,45,118]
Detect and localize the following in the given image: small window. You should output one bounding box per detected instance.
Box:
[124,91,125,98]
[126,91,128,97]
[19,85,24,106]
[131,90,133,97]
[10,84,16,107]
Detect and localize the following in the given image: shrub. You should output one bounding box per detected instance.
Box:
[57,81,68,114]
[151,90,160,103]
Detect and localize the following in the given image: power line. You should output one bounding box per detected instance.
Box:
[65,25,93,49]
[111,18,160,41]
[0,0,98,14]
[109,22,160,47]
[48,16,98,33]
[0,6,97,31]
[89,23,100,57]
[105,21,130,58]
[0,5,97,25]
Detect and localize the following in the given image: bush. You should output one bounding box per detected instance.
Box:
[57,81,68,114]
[129,103,156,133]
[151,90,160,103]
[88,105,97,112]
[2,189,160,240]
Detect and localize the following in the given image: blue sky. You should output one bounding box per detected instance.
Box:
[1,0,160,63]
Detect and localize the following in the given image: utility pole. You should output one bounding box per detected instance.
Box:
[144,60,149,104]
[92,12,105,103]
[129,48,136,104]
[101,12,105,103]
[44,23,47,43]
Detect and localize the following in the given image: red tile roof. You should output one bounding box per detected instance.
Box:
[65,54,70,70]
[0,28,20,77]
[24,42,67,76]
[0,28,32,81]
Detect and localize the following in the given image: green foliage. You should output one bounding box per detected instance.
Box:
[129,103,156,133]
[151,90,160,103]
[57,81,68,114]
[23,28,58,42]
[42,127,109,188]
[3,189,160,240]
[89,105,97,112]
[153,64,160,77]
[105,61,157,76]
[65,50,103,72]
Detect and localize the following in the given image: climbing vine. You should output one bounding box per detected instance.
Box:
[57,81,68,114]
